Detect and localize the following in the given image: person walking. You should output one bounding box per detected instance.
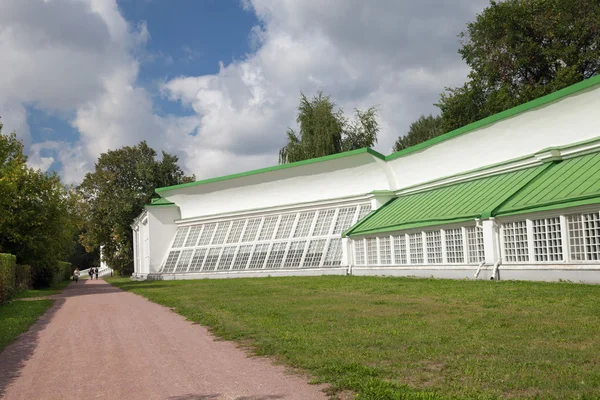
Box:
[89,268,93,280]
[73,268,80,283]
[95,267,99,280]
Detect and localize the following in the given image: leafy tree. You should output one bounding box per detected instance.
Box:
[392,115,443,152]
[279,92,379,164]
[78,142,194,275]
[438,0,600,132]
[0,123,78,286]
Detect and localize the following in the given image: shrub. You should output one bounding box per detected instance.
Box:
[0,254,17,304]
[15,265,32,292]
[57,261,72,283]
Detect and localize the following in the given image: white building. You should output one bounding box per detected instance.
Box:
[132,75,600,283]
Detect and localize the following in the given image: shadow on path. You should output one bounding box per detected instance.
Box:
[0,297,65,398]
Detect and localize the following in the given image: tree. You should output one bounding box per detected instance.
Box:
[78,142,194,275]
[0,124,78,286]
[279,92,379,164]
[392,115,443,152]
[438,0,600,132]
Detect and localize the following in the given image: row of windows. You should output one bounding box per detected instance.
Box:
[502,212,600,262]
[161,238,344,273]
[170,204,372,250]
[353,227,485,266]
[161,203,372,272]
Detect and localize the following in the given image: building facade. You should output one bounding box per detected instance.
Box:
[131,76,600,283]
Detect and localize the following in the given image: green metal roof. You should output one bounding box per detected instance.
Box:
[496,152,600,216]
[146,197,175,207]
[344,165,549,237]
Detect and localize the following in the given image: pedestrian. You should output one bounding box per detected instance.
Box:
[95,267,99,280]
[73,268,80,283]
[89,268,93,280]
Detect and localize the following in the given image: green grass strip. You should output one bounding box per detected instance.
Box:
[0,300,53,352]
[108,276,600,400]
[11,280,70,299]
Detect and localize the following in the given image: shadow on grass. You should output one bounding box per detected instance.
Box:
[0,297,65,398]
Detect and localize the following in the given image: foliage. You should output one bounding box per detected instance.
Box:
[438,0,600,132]
[110,276,600,400]
[77,142,194,274]
[11,280,69,300]
[0,299,53,352]
[0,125,78,279]
[279,92,379,164]
[392,115,443,152]
[0,254,17,304]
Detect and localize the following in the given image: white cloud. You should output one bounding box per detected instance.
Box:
[1,0,488,185]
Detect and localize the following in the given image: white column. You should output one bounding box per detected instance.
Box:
[482,219,498,264]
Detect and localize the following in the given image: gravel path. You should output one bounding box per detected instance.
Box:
[0,279,327,400]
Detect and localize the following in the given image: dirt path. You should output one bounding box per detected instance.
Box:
[0,279,327,400]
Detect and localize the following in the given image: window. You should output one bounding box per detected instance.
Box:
[313,209,336,236]
[188,249,207,272]
[568,212,600,261]
[211,222,231,244]
[265,242,287,269]
[258,216,278,241]
[379,237,391,265]
[393,235,407,264]
[202,248,222,271]
[232,245,252,269]
[532,218,563,262]
[184,226,202,247]
[216,247,237,270]
[241,219,262,242]
[248,244,269,269]
[466,227,485,263]
[198,223,216,245]
[226,220,246,243]
[304,240,327,267]
[284,241,307,268]
[357,204,372,221]
[333,207,357,234]
[323,239,343,266]
[426,231,442,264]
[503,221,529,262]
[162,251,180,273]
[293,212,316,238]
[171,227,189,248]
[366,238,378,265]
[409,233,424,264]
[274,214,296,239]
[445,229,464,263]
[175,249,194,272]
[354,240,365,265]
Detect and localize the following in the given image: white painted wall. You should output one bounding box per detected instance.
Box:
[147,207,180,273]
[163,152,392,220]
[386,86,600,189]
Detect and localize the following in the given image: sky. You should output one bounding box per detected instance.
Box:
[0,0,490,185]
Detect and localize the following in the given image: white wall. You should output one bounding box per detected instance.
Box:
[386,86,600,190]
[147,207,180,273]
[164,153,392,220]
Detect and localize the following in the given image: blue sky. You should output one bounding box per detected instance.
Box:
[1,0,488,184]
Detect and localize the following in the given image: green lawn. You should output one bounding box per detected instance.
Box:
[0,300,54,352]
[11,280,70,299]
[108,276,600,400]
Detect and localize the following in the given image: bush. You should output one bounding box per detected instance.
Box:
[15,265,31,292]
[31,260,71,289]
[0,254,17,304]
[57,261,72,283]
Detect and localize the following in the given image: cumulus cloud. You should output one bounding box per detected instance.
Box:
[1,0,488,184]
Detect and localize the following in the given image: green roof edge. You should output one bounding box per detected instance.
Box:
[156,147,386,193]
[384,74,600,161]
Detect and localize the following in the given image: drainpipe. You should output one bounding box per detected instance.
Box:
[491,219,502,281]
[491,258,502,281]
[473,261,486,279]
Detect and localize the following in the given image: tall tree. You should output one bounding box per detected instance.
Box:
[279,92,379,164]
[0,124,78,285]
[438,0,600,132]
[78,142,194,275]
[392,115,443,152]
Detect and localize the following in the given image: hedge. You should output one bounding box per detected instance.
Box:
[0,254,16,304]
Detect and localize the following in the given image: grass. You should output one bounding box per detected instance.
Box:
[11,280,70,299]
[108,276,600,400]
[0,300,53,352]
